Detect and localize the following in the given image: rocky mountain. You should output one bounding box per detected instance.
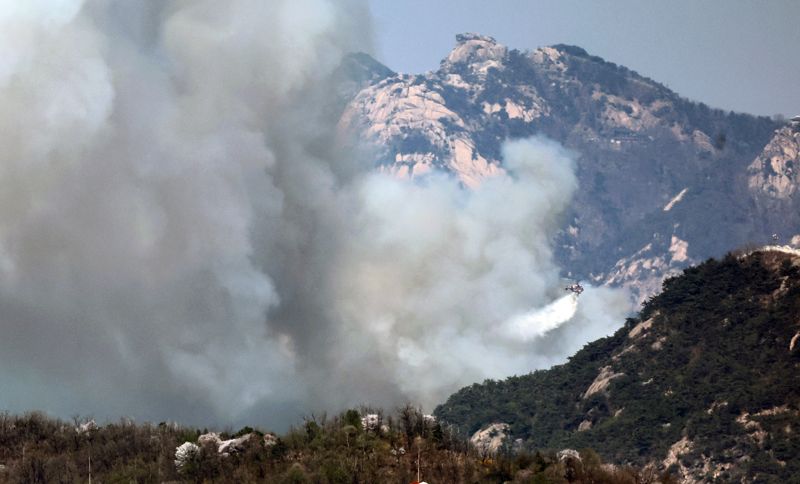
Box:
[747,125,800,240]
[434,247,800,482]
[338,33,797,302]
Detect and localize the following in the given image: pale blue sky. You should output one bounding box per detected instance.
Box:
[369,0,800,117]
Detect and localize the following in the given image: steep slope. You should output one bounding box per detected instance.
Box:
[747,125,800,240]
[333,52,396,108]
[434,247,800,482]
[339,33,785,301]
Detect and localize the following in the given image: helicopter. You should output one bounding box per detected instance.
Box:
[565,281,584,296]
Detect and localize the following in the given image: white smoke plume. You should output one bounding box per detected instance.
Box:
[0,1,630,428]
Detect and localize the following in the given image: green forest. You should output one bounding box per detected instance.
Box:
[436,250,800,482]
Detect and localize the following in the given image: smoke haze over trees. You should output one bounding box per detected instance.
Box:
[0,0,629,428]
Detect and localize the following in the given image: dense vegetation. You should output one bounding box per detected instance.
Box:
[0,406,662,483]
[435,250,800,482]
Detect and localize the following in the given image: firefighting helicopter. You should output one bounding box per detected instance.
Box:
[564,280,584,296]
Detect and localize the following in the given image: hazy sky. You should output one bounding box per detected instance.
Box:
[369,0,800,117]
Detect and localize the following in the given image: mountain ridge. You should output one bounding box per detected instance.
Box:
[338,34,793,302]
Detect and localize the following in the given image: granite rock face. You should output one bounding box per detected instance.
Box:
[339,34,789,301]
[747,126,800,236]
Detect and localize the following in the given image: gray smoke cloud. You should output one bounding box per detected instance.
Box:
[0,0,630,429]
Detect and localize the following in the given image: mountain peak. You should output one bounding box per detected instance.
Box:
[455,32,498,44]
[443,32,507,74]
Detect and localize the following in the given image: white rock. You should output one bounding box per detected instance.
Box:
[747,127,799,199]
[75,420,97,434]
[663,188,688,211]
[361,413,380,431]
[583,365,624,399]
[669,236,689,262]
[628,316,655,339]
[470,422,510,455]
[557,449,581,461]
[663,436,692,469]
[174,442,200,470]
[198,432,221,446]
[443,33,508,77]
[218,434,252,455]
[263,433,278,447]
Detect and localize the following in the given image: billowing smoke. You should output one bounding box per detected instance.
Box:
[0,0,630,428]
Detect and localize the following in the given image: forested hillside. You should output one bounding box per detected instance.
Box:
[436,248,800,482]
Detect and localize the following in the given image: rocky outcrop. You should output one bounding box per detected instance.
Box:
[557,449,581,461]
[361,413,380,431]
[748,127,799,200]
[197,432,253,456]
[600,238,691,304]
[628,314,655,339]
[470,422,510,455]
[174,442,200,471]
[583,365,624,399]
[75,419,97,434]
[747,127,800,243]
[442,33,508,78]
[662,436,692,470]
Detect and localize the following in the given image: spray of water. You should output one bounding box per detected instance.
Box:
[502,294,579,341]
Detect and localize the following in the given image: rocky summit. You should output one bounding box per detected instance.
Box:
[338,34,796,302]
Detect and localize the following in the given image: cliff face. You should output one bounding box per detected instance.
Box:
[747,127,800,244]
[435,248,800,482]
[748,126,799,199]
[339,34,789,302]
